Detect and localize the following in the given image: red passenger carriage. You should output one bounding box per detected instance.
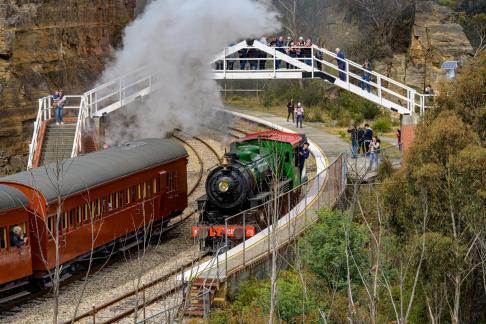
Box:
[0,138,188,302]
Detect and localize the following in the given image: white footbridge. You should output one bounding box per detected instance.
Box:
[28,39,428,168]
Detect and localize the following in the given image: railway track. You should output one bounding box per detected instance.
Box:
[0,133,224,323]
[63,252,211,324]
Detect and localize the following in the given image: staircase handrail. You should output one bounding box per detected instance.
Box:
[27,98,47,169]
[71,96,89,158]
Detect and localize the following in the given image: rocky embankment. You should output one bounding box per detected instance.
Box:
[0,0,136,175]
[375,1,474,91]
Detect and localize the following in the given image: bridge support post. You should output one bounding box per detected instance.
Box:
[400,114,420,152]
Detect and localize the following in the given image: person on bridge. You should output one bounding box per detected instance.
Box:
[299,141,310,178]
[361,60,372,92]
[275,36,285,69]
[336,48,346,81]
[238,48,248,70]
[304,39,313,66]
[295,102,304,128]
[286,99,295,122]
[347,123,359,157]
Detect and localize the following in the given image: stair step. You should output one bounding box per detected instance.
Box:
[192,278,220,288]
[184,309,206,317]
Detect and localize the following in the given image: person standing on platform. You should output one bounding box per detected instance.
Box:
[299,141,310,178]
[347,123,359,157]
[286,99,295,122]
[364,123,373,153]
[295,102,304,128]
[358,126,365,154]
[336,48,346,81]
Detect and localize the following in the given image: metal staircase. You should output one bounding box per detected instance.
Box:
[39,123,77,165]
[28,40,430,169]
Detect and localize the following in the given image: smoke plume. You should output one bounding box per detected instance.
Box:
[100,0,280,143]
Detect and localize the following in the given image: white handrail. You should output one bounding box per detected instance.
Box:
[71,96,89,158]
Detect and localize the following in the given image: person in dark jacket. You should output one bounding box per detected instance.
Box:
[364,123,373,153]
[358,126,365,154]
[347,123,359,157]
[361,60,372,92]
[239,48,248,70]
[299,142,310,177]
[286,99,295,122]
[336,48,346,81]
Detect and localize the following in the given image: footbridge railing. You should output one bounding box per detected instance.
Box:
[212,40,430,115]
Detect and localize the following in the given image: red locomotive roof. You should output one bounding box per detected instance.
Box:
[236,130,303,146]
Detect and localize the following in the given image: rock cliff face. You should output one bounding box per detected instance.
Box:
[375,1,474,91]
[0,0,136,174]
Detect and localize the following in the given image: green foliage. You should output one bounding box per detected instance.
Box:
[261,92,275,108]
[330,92,381,126]
[214,271,317,323]
[300,209,369,290]
[372,116,392,133]
[435,51,486,143]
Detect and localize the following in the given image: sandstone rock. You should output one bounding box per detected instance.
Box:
[376,1,474,91]
[0,0,136,159]
[9,155,25,171]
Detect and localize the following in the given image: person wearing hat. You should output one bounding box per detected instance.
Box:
[299,141,310,178]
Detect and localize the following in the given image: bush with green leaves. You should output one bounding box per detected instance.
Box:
[372,116,392,133]
[300,209,369,290]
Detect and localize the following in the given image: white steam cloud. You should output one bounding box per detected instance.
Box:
[100,0,280,143]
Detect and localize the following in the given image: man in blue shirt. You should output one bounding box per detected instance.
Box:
[364,124,373,153]
[299,142,310,178]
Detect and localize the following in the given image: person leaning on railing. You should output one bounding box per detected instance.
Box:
[368,137,381,171]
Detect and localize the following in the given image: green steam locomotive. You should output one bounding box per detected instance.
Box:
[193,130,308,251]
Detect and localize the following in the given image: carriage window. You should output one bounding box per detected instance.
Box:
[119,191,124,206]
[96,198,101,216]
[146,182,151,197]
[143,183,147,199]
[0,227,6,249]
[77,207,83,224]
[91,201,96,219]
[285,152,290,163]
[20,222,27,235]
[126,188,131,204]
[47,216,54,233]
[115,192,120,209]
[69,208,76,226]
[62,213,68,230]
[153,178,157,194]
[101,197,106,214]
[137,184,142,200]
[108,194,113,211]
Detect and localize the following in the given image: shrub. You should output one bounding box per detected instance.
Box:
[261,92,275,108]
[300,209,369,290]
[372,116,393,133]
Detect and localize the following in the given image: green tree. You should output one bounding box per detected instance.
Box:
[300,209,369,291]
[381,111,486,323]
[435,51,486,144]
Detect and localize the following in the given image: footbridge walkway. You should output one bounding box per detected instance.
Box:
[28,40,427,169]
